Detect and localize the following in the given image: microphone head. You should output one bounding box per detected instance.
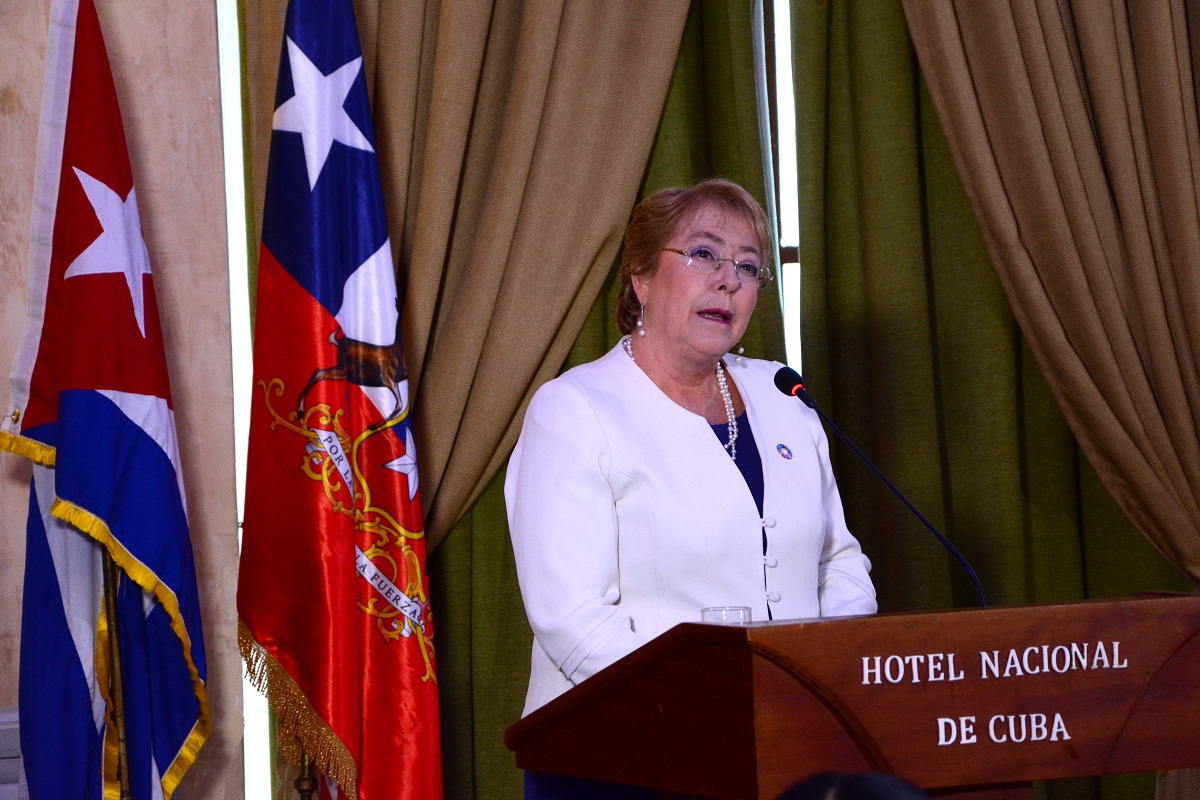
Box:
[774,366,804,397]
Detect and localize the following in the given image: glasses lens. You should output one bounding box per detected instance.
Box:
[680,247,771,288]
[734,262,760,284]
[685,247,718,268]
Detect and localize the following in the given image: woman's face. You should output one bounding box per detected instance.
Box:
[632,203,761,370]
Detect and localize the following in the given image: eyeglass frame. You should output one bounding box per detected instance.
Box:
[660,246,774,289]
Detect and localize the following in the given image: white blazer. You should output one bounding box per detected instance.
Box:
[506,343,877,714]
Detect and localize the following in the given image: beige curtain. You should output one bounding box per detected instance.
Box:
[245,1,693,549]
[899,1,1200,586]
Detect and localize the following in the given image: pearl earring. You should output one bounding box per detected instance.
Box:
[637,304,646,337]
[735,346,744,362]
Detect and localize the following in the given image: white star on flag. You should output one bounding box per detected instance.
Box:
[272,36,374,190]
[65,167,153,337]
[383,426,420,502]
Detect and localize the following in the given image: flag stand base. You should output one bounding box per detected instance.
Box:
[294,753,317,800]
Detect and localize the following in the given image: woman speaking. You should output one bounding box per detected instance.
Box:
[506,179,877,792]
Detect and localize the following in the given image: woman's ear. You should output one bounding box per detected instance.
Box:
[631,271,650,307]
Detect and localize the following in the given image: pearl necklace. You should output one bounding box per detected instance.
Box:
[622,335,738,460]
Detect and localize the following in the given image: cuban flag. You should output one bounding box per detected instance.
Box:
[0,0,209,797]
[237,0,442,798]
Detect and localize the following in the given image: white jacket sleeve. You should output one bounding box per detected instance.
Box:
[505,379,649,686]
[808,409,878,617]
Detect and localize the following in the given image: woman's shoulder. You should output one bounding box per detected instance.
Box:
[526,342,633,417]
[554,342,630,388]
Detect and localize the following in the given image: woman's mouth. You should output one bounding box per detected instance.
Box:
[697,308,732,323]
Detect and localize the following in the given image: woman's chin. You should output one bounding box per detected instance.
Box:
[683,334,740,363]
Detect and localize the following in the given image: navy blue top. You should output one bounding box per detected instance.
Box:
[710,412,764,517]
[525,771,655,800]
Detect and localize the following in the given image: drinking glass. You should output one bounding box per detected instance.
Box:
[701,606,752,624]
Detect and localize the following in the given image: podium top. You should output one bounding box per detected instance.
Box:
[507,595,1200,798]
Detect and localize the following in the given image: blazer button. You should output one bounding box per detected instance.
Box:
[764,556,779,568]
[767,591,781,603]
[762,517,777,528]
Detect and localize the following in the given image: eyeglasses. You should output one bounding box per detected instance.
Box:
[661,246,773,289]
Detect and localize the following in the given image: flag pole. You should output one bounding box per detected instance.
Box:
[102,550,133,800]
[294,752,317,800]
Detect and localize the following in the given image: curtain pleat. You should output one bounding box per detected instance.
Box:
[795,0,1194,797]
[365,1,694,550]
[901,0,1200,586]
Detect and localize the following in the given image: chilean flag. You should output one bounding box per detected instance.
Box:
[237,1,443,798]
[0,0,209,797]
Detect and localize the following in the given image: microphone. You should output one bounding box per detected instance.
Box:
[774,367,988,607]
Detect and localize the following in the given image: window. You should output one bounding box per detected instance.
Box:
[768,0,802,369]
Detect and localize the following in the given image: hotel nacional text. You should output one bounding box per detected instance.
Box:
[860,641,1128,746]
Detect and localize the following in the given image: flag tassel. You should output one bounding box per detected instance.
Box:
[51,496,212,798]
[238,619,360,800]
[0,429,57,466]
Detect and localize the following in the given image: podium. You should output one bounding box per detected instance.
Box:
[505,595,1200,799]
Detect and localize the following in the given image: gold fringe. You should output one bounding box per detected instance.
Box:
[161,720,209,797]
[238,619,359,800]
[50,498,212,800]
[0,429,56,466]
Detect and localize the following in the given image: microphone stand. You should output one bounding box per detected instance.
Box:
[789,380,989,608]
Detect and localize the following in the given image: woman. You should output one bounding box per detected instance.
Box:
[506,178,877,721]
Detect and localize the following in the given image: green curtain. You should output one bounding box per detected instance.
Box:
[429,2,783,797]
[792,1,1190,798]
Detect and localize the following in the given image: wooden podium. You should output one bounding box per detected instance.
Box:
[505,595,1200,799]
